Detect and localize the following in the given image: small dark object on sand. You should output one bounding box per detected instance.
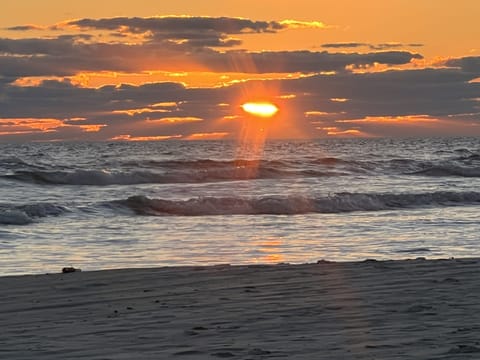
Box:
[317,259,333,264]
[62,267,81,273]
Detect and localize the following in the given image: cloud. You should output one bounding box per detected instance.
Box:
[283,67,479,119]
[321,42,366,49]
[6,24,45,31]
[206,50,422,73]
[322,42,424,50]
[370,43,424,50]
[110,134,182,141]
[183,132,230,140]
[61,16,284,50]
[0,16,422,78]
[1,16,328,71]
[55,16,326,39]
[64,16,284,34]
[10,16,326,36]
[444,56,480,74]
[278,20,327,29]
[0,36,422,76]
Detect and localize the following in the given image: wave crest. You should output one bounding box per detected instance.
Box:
[0,203,68,225]
[112,191,480,216]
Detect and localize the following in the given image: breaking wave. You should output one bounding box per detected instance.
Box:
[0,203,68,225]
[111,191,480,216]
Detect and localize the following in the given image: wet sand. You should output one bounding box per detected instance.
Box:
[2,258,480,359]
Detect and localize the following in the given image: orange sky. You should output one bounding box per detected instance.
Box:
[0,0,479,141]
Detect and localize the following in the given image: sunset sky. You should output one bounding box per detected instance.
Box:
[1,0,479,141]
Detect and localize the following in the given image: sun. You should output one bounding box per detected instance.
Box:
[241,102,279,117]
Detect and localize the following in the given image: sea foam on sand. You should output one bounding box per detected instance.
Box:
[2,258,480,359]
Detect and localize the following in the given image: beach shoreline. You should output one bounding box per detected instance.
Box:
[2,258,480,359]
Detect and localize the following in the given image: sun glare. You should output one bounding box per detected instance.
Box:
[242,102,279,117]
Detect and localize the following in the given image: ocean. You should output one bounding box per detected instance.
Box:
[1,137,479,275]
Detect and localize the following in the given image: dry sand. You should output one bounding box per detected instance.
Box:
[2,258,480,359]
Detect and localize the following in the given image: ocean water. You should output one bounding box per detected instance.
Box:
[1,137,479,275]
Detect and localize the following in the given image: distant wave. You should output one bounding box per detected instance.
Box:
[5,169,171,186]
[0,156,47,171]
[0,156,29,167]
[126,157,365,172]
[111,191,480,216]
[0,203,68,225]
[4,155,480,186]
[410,166,480,178]
[462,154,480,161]
[128,158,289,169]
[3,166,340,186]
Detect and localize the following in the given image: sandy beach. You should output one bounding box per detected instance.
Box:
[2,258,480,359]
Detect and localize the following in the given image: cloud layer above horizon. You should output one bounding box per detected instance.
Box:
[0,15,479,141]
